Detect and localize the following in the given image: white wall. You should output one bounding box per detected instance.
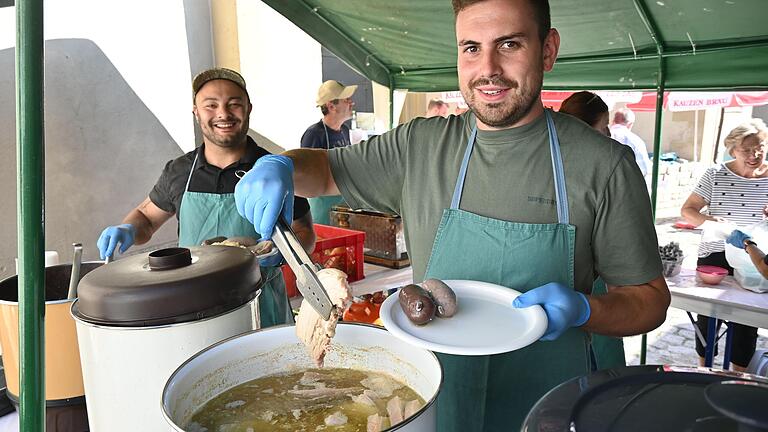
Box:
[236,1,322,150]
[0,0,195,151]
[0,1,331,276]
[0,1,212,275]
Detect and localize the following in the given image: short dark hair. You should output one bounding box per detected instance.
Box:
[452,0,551,42]
[320,99,340,116]
[559,91,609,128]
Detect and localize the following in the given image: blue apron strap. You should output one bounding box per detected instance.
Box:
[451,113,568,221]
[544,110,569,225]
[184,151,199,193]
[450,127,477,210]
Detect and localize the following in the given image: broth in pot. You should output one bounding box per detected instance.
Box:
[188,368,425,432]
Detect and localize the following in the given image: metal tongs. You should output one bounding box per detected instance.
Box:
[271,218,334,320]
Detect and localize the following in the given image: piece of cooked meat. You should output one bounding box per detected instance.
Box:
[404,399,422,419]
[295,268,352,367]
[350,392,378,407]
[361,375,404,399]
[324,411,348,426]
[298,371,323,386]
[367,414,390,432]
[386,396,405,425]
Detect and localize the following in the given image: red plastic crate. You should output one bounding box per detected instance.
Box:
[281,224,366,298]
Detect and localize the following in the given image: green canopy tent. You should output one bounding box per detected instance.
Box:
[262,0,768,364]
[264,0,768,93]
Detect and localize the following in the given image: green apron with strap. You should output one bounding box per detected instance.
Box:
[177,152,294,328]
[309,195,346,226]
[424,110,591,431]
[591,277,626,369]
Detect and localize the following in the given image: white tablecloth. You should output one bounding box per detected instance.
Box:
[667,268,768,329]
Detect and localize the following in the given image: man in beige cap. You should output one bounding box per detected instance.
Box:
[300,80,357,223]
[96,67,315,328]
[301,80,357,150]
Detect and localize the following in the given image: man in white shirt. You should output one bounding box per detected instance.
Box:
[610,108,652,178]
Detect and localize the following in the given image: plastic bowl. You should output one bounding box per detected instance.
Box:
[696,265,728,285]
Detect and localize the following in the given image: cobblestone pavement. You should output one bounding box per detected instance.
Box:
[622,217,768,369]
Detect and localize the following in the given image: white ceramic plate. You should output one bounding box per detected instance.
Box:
[379,280,547,356]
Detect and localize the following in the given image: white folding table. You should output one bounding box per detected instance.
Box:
[666,268,768,368]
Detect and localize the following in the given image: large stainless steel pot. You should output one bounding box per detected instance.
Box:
[72,246,262,432]
[162,323,443,431]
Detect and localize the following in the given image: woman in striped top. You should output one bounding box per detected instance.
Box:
[681,118,768,371]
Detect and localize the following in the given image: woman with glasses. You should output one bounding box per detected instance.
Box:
[681,118,768,371]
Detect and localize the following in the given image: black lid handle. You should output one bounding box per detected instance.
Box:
[148,248,192,270]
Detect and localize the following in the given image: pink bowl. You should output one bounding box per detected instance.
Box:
[696,265,728,285]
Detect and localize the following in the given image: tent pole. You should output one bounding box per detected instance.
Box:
[640,59,666,366]
[16,0,46,430]
[649,72,665,227]
[713,108,726,163]
[633,0,666,366]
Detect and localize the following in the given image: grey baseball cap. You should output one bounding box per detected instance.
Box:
[192,67,249,100]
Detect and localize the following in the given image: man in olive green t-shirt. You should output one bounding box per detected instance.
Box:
[234,0,669,429]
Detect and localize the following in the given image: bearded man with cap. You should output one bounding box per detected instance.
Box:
[299,80,357,224]
[96,67,315,328]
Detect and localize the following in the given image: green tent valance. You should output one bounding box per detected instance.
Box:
[264,0,768,91]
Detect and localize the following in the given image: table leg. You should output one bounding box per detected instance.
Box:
[723,322,734,370]
[688,312,707,347]
[705,317,717,368]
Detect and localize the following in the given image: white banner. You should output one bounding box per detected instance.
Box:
[667,92,733,112]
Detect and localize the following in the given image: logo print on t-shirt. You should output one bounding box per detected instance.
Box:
[527,196,556,206]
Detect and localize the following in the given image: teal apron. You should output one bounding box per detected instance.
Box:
[309,195,346,226]
[424,110,591,431]
[591,277,626,369]
[178,152,294,328]
[309,123,347,225]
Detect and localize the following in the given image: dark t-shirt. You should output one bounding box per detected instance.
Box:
[300,120,351,149]
[149,136,310,221]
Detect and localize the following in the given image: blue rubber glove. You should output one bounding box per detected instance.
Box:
[726,230,751,249]
[97,223,136,259]
[234,155,294,240]
[513,282,591,341]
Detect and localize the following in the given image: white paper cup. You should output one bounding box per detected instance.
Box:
[15,251,60,274]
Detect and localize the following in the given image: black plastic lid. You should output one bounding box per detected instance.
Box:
[524,366,768,432]
[72,246,261,327]
[705,381,768,429]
